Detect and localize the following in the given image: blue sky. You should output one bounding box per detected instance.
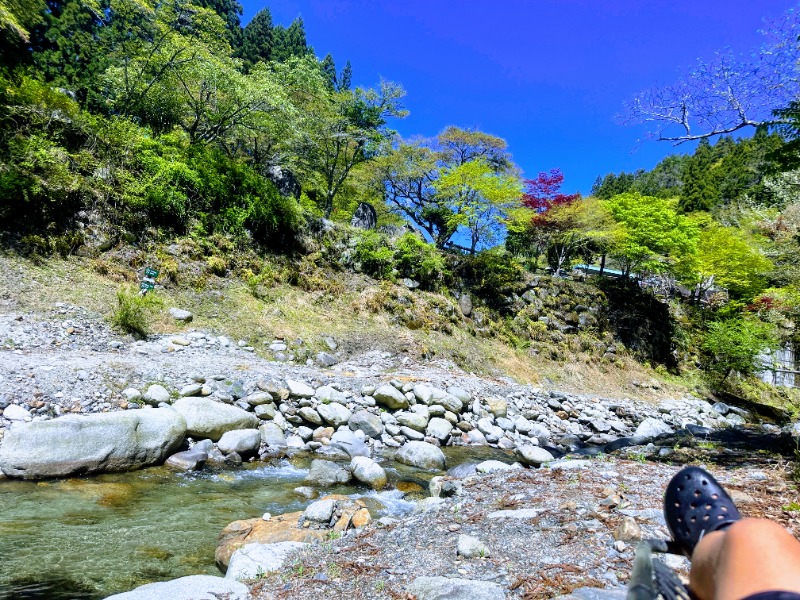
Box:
[240,0,795,195]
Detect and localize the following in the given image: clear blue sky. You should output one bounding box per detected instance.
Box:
[240,0,795,195]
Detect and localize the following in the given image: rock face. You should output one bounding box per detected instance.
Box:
[172,397,258,441]
[395,441,446,470]
[216,513,327,571]
[105,575,248,600]
[0,408,186,479]
[225,541,308,581]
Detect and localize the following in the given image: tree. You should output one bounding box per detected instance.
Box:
[320,53,336,90]
[271,16,309,63]
[676,218,772,302]
[238,7,272,71]
[338,60,352,91]
[378,127,520,250]
[101,0,233,132]
[192,0,241,48]
[622,5,800,143]
[703,317,777,382]
[544,197,617,275]
[680,138,719,212]
[433,158,521,254]
[294,79,407,218]
[505,169,581,270]
[1,0,46,64]
[603,192,696,277]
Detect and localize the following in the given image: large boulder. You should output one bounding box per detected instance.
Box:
[172,397,258,441]
[305,459,352,486]
[373,384,409,410]
[348,410,383,438]
[225,541,308,580]
[395,441,446,471]
[426,418,453,443]
[330,428,370,458]
[105,575,248,600]
[517,445,554,467]
[317,403,352,428]
[0,408,186,479]
[217,429,261,456]
[633,417,673,443]
[350,456,387,490]
[396,411,429,432]
[216,513,327,571]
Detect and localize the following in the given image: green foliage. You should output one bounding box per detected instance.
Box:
[702,316,778,381]
[456,249,524,310]
[110,286,160,339]
[352,231,448,291]
[238,7,272,71]
[378,127,521,251]
[602,192,696,276]
[394,233,448,290]
[354,230,395,280]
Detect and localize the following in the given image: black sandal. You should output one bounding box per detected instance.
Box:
[664,466,741,557]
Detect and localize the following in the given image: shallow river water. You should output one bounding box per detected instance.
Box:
[0,447,512,599]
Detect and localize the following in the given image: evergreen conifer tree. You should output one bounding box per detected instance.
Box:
[239,7,272,71]
[338,60,352,91]
[320,53,336,90]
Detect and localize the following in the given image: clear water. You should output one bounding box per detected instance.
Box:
[0,461,330,599]
[0,447,513,599]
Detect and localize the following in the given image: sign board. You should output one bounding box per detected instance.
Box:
[140,281,155,291]
[144,267,159,279]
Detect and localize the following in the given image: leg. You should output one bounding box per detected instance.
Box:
[690,518,800,600]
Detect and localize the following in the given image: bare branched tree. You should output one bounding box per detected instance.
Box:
[622,6,800,144]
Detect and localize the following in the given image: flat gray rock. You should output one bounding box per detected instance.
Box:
[226,542,309,580]
[405,576,505,600]
[167,308,193,322]
[105,575,247,599]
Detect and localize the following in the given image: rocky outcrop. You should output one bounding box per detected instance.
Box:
[0,408,185,479]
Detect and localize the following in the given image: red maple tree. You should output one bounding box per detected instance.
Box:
[522,169,581,223]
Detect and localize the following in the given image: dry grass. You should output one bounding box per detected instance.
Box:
[0,252,694,402]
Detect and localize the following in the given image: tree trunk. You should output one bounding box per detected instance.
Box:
[599,254,606,276]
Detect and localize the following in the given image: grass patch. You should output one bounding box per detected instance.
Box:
[110,286,162,339]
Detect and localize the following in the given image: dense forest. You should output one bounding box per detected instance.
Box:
[2,0,800,401]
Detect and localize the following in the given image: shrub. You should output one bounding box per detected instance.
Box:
[456,249,525,309]
[394,234,448,290]
[354,231,395,280]
[702,316,778,382]
[110,286,160,339]
[205,256,227,276]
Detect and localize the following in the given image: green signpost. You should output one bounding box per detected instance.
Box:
[139,266,160,296]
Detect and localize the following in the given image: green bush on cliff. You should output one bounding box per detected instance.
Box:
[394,234,448,290]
